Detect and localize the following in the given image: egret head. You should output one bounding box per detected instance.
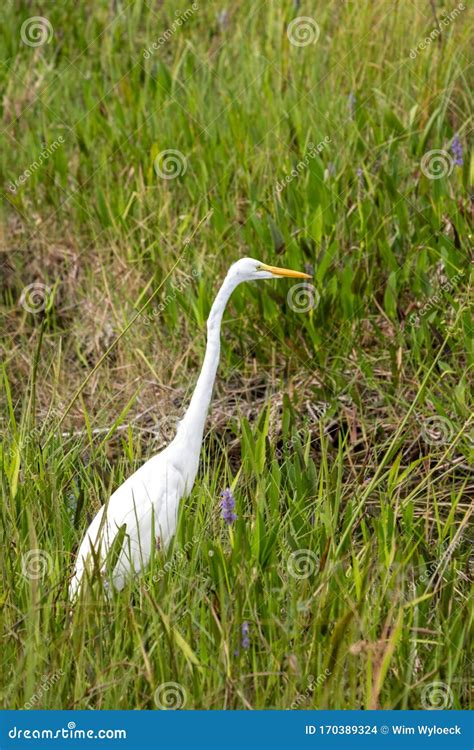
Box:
[228,257,311,283]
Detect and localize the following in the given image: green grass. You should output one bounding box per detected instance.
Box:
[1,0,472,710]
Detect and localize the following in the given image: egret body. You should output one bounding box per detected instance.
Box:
[69,258,310,597]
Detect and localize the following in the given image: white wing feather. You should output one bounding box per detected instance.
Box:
[69,451,185,597]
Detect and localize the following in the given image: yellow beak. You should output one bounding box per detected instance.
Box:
[258,263,311,279]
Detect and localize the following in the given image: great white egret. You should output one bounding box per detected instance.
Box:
[69,258,310,598]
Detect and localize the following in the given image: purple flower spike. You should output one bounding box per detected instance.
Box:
[451,135,463,167]
[220,488,237,525]
[241,621,250,650]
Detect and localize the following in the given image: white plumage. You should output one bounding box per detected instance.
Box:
[69,257,310,598]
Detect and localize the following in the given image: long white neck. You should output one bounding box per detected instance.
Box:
[176,272,241,447]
